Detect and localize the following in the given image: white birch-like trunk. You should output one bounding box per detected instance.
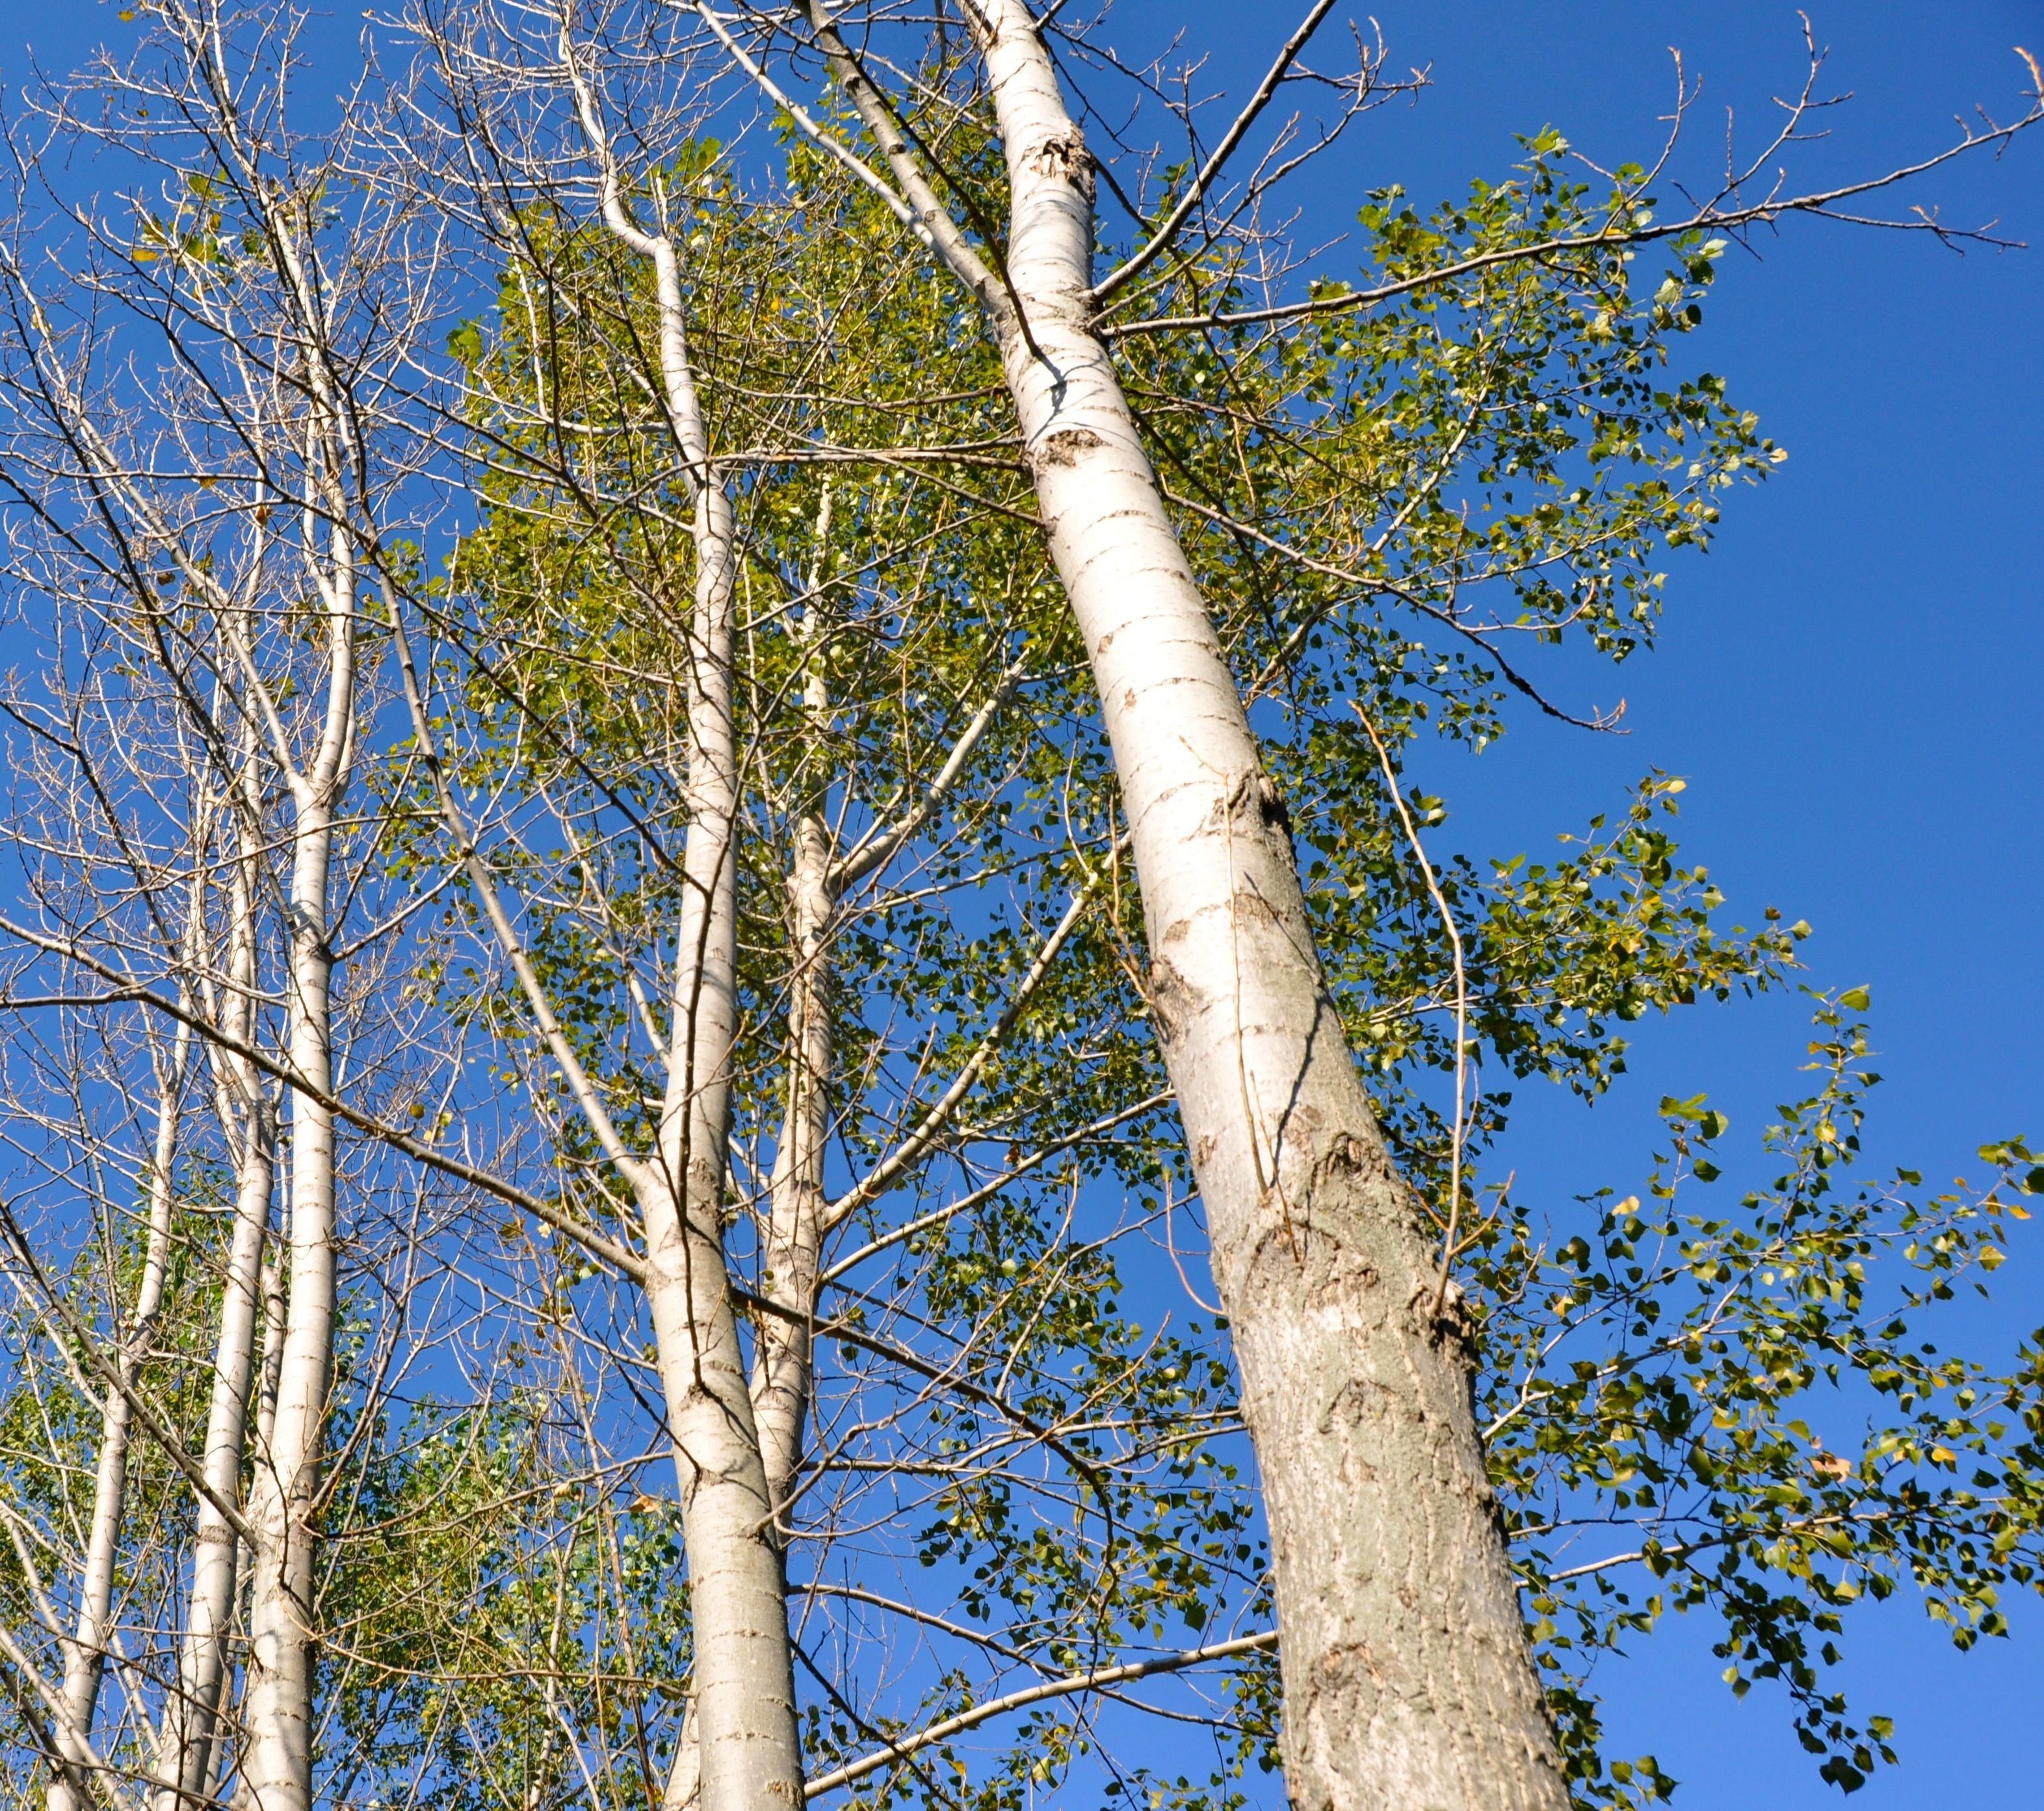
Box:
[561,42,806,1805]
[659,540,833,1811]
[239,522,356,1811]
[751,533,836,1537]
[634,465,802,1811]
[159,836,274,1811]
[46,1018,192,1811]
[656,500,837,1811]
[240,806,341,1811]
[751,814,831,1534]
[211,1232,288,1810]
[913,7,1567,1804]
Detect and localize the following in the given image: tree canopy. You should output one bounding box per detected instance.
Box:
[0,6,2037,1810]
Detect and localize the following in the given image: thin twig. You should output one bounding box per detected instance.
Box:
[1351,702,1471,1319]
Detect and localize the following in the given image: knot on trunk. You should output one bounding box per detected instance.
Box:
[1146,952,1203,1045]
[1321,1131,1383,1183]
[1221,766,1293,838]
[1413,1274,1477,1351]
[1253,771,1293,839]
[1029,127,1095,200]
[1029,424,1106,473]
[1313,1637,1387,1692]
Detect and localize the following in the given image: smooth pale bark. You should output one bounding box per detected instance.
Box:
[159,839,274,1811]
[630,466,800,1811]
[811,6,1571,1804]
[660,533,834,1811]
[47,1019,192,1811]
[240,512,357,1811]
[213,1232,285,1805]
[752,811,831,1526]
[751,539,837,1540]
[636,421,802,1811]
[385,435,798,1811]
[657,1700,700,1811]
[742,497,1027,1568]
[563,49,805,1809]
[240,813,340,1811]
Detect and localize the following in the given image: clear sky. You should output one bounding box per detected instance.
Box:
[0,1,2034,1803]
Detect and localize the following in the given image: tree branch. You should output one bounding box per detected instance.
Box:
[802,1630,1278,1797]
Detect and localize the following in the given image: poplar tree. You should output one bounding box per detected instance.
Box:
[1,8,2041,1811]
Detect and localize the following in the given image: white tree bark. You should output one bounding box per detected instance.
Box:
[46,1017,192,1811]
[651,503,836,1811]
[558,36,806,1810]
[239,518,357,1811]
[751,512,837,1541]
[218,1236,287,1806]
[752,804,831,1525]
[159,824,275,1811]
[806,5,1571,1804]
[635,466,801,1811]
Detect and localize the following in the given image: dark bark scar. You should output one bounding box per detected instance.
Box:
[1254,771,1294,840]
[1220,767,1295,847]
[1146,953,1202,1044]
[1327,1133,1373,1175]
[1029,129,1096,200]
[1032,425,1107,471]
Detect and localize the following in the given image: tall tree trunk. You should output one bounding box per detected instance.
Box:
[159,831,274,1811]
[659,498,836,1811]
[751,788,831,1532]
[561,38,806,1809]
[751,508,837,1538]
[815,5,1571,1804]
[635,466,802,1811]
[47,1017,192,1811]
[215,1235,287,1804]
[241,810,340,1811]
[240,519,356,1811]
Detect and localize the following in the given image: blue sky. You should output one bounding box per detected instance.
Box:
[0,1,2035,1803]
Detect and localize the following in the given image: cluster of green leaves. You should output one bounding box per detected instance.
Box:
[1300,767,1804,1194]
[313,1381,698,1811]
[1473,996,2044,1800]
[1121,140,1779,730]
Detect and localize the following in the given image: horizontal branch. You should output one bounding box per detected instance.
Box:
[1537,1505,1916,1585]
[803,1630,1278,1797]
[1103,68,2044,337]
